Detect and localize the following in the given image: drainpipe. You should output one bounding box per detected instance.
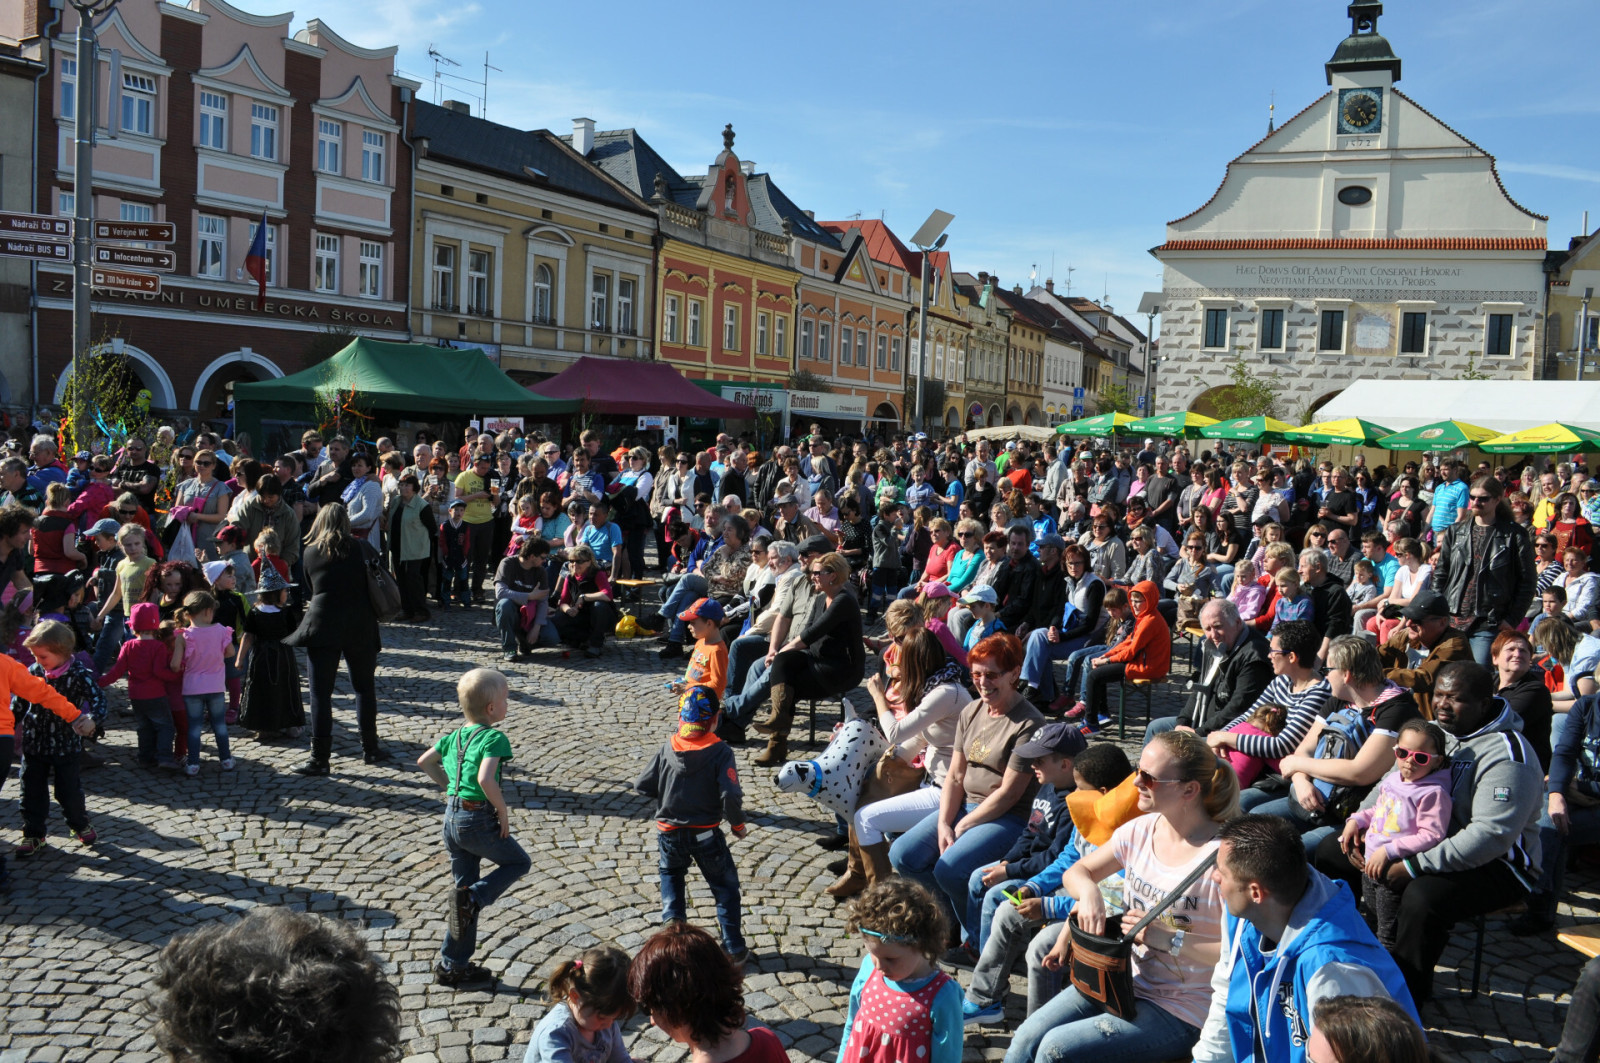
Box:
[398,85,415,341]
[29,0,66,415]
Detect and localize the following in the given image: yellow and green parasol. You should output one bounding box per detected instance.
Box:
[1124,411,1219,439]
[1478,423,1600,454]
[1198,415,1298,443]
[1055,411,1139,437]
[1283,418,1395,447]
[1374,420,1501,451]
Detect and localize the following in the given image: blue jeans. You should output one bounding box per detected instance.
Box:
[889,802,1027,947]
[868,568,900,614]
[968,872,1025,954]
[1062,644,1107,704]
[723,653,771,725]
[1247,794,1337,855]
[93,612,125,675]
[1467,625,1495,668]
[132,696,175,765]
[657,827,744,953]
[494,598,557,652]
[440,803,531,969]
[183,692,231,767]
[1002,985,1200,1063]
[1143,715,1179,745]
[661,574,709,644]
[726,635,767,698]
[443,561,470,605]
[1213,563,1234,591]
[1529,802,1600,921]
[1020,628,1091,702]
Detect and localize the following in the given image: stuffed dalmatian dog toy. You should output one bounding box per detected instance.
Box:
[773,702,887,818]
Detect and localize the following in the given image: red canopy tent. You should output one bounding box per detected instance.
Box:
[527,357,757,418]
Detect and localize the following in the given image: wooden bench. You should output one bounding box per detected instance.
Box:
[1115,677,1165,740]
[1467,904,1527,998]
[1558,923,1600,961]
[612,578,662,611]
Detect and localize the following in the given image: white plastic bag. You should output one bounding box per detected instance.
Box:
[168,522,198,569]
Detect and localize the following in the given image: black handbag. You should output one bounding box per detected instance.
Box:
[1066,849,1218,1021]
[357,539,404,621]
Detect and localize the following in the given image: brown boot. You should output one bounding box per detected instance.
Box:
[753,682,796,736]
[861,840,893,886]
[752,734,788,766]
[825,828,869,901]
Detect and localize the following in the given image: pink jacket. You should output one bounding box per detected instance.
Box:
[1349,769,1453,862]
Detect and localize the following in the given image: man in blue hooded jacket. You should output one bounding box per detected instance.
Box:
[1192,816,1418,1063]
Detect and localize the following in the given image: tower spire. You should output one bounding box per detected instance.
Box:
[1267,90,1276,134]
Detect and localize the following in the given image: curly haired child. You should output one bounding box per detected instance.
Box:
[523,946,635,1063]
[840,879,963,1063]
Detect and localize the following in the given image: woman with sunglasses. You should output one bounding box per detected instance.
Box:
[174,449,233,562]
[1431,475,1538,667]
[1017,730,1236,1063]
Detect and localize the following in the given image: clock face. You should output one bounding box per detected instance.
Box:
[1338,88,1383,134]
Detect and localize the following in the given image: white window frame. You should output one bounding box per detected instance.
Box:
[199,91,227,151]
[250,103,279,161]
[664,294,680,343]
[58,191,75,217]
[431,243,456,310]
[533,264,553,324]
[361,130,386,183]
[774,315,787,359]
[839,326,853,367]
[856,329,868,367]
[119,202,154,248]
[723,304,740,350]
[248,220,276,287]
[818,322,832,363]
[467,250,491,316]
[196,214,225,278]
[589,272,609,330]
[756,312,769,356]
[317,118,342,175]
[121,73,156,136]
[314,233,340,294]
[891,337,901,372]
[358,240,382,298]
[687,299,703,346]
[617,277,635,335]
[800,318,814,360]
[60,57,76,120]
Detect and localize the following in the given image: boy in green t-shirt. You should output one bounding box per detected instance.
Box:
[417,667,529,989]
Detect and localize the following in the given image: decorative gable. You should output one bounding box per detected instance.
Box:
[692,123,751,226]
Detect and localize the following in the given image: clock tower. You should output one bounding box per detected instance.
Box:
[1327,1,1401,145]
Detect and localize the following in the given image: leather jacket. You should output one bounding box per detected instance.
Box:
[1432,517,1536,628]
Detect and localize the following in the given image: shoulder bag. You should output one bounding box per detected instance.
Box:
[357,538,404,621]
[1066,848,1218,1021]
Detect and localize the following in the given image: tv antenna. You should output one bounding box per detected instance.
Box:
[427,45,461,105]
[481,53,503,121]
[1064,265,1076,296]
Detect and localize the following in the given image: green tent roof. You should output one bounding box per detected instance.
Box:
[233,339,579,417]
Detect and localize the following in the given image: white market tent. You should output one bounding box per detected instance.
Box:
[1317,381,1600,434]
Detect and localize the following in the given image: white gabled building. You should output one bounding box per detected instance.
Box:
[1152,0,1547,420]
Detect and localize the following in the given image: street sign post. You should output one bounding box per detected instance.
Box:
[0,211,71,239]
[0,236,72,263]
[1072,405,1084,418]
[94,245,176,272]
[93,220,175,243]
[1137,393,1147,411]
[91,267,160,294]
[1073,386,1085,399]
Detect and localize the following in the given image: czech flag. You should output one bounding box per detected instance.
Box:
[243,208,268,301]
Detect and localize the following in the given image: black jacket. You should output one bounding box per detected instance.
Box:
[992,552,1042,630]
[1307,571,1354,640]
[1433,516,1537,628]
[287,539,380,651]
[636,733,745,830]
[1177,629,1274,734]
[1023,563,1068,632]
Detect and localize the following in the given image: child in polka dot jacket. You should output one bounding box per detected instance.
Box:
[839,880,963,1063]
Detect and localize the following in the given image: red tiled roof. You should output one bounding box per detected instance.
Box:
[817,219,950,279]
[1155,236,1546,252]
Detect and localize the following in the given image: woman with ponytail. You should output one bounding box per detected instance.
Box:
[1011,730,1237,1063]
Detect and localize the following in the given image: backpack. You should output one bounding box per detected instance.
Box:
[1308,703,1376,823]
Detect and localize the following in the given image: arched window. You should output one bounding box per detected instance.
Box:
[533,264,553,324]
[724,176,736,214]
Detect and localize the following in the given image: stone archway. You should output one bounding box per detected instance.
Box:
[1305,389,1343,422]
[53,340,178,410]
[1025,404,1041,426]
[1006,404,1022,425]
[191,349,287,418]
[987,405,1003,427]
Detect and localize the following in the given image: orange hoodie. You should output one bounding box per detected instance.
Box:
[1102,579,1171,681]
[0,653,83,738]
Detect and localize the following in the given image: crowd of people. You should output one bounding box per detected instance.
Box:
[1,419,1598,1063]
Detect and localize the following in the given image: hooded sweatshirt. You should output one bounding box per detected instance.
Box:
[635,730,745,832]
[1346,767,1453,863]
[1191,871,1417,1063]
[1101,580,1170,680]
[1368,698,1544,886]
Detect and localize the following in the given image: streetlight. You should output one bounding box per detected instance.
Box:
[1137,291,1162,415]
[69,0,122,444]
[909,209,954,432]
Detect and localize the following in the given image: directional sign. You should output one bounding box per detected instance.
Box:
[91,267,160,294]
[1073,386,1085,399]
[1137,393,1147,410]
[93,219,175,244]
[0,236,72,262]
[0,211,71,239]
[95,245,175,272]
[1072,405,1085,418]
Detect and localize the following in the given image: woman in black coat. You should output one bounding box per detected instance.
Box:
[288,502,382,775]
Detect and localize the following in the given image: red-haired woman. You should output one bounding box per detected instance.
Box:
[888,632,1046,965]
[628,922,787,1063]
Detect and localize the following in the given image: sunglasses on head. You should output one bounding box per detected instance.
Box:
[1394,747,1440,767]
[859,928,915,945]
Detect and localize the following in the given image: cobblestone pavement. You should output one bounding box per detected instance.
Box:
[0,607,1592,1062]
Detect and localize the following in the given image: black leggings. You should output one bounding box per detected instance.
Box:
[304,644,380,748]
[769,649,856,700]
[1085,661,1129,716]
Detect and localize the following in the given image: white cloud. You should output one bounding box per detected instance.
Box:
[1500,162,1600,185]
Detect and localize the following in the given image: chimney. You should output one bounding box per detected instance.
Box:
[442,99,470,116]
[803,209,814,220]
[572,117,595,157]
[1013,284,1023,294]
[1045,278,1054,294]
[978,271,989,285]
[740,160,755,176]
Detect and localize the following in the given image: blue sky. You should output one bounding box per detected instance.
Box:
[270,0,1599,326]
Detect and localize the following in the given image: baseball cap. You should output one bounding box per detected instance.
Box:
[1016,721,1089,760]
[959,585,998,606]
[449,498,466,510]
[771,492,798,506]
[129,601,161,632]
[798,534,833,556]
[202,560,231,585]
[1400,588,1449,621]
[676,597,726,624]
[921,581,952,600]
[73,450,91,461]
[89,518,121,538]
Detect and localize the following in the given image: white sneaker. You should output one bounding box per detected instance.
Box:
[220,758,236,771]
[185,763,199,777]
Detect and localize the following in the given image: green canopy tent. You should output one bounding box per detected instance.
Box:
[233,339,579,449]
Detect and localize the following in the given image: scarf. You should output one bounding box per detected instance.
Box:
[919,659,967,701]
[341,476,370,505]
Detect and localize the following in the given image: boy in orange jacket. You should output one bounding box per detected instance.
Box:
[1080,580,1170,736]
[0,653,95,886]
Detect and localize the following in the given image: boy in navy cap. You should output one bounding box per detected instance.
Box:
[635,685,751,963]
[669,598,728,702]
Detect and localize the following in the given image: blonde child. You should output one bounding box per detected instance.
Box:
[1340,719,1453,947]
[523,946,636,1063]
[509,494,540,555]
[417,667,529,989]
[93,524,155,640]
[15,620,106,855]
[1218,702,1289,787]
[1269,568,1312,631]
[1228,558,1268,621]
[1348,557,1382,632]
[840,879,963,1063]
[175,590,237,776]
[252,528,291,586]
